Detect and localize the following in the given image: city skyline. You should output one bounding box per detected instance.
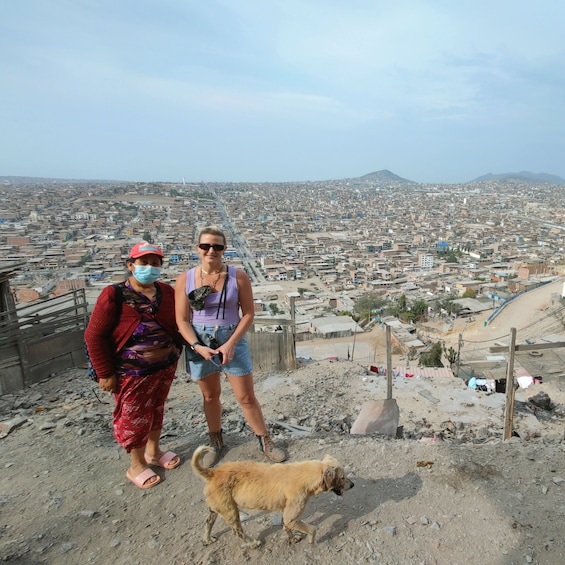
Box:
[2,1,565,184]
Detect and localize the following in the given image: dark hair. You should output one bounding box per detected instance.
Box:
[199,225,226,245]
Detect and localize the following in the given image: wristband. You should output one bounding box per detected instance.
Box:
[190,341,203,350]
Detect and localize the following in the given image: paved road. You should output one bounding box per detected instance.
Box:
[216,193,266,284]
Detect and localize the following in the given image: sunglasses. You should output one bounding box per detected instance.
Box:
[188,285,213,310]
[198,243,225,252]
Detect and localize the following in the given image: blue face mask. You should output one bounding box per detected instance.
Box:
[133,265,161,284]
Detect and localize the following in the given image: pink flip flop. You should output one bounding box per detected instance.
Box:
[126,468,161,489]
[145,451,181,470]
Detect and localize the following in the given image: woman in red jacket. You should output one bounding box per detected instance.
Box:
[85,242,184,489]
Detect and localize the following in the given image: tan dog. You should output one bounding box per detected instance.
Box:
[191,446,354,548]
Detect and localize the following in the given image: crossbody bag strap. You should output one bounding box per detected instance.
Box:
[215,267,229,320]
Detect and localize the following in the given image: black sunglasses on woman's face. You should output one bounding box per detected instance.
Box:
[198,243,225,252]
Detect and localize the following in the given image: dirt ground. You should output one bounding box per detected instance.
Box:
[2,280,565,565]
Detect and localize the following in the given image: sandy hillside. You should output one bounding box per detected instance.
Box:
[1,279,565,565]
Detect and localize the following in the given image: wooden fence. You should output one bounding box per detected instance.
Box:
[0,290,89,394]
[247,330,296,373]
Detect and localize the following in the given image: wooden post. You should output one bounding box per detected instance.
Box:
[351,324,357,362]
[386,324,393,401]
[503,327,517,440]
[456,333,463,378]
[289,294,297,369]
[289,295,296,331]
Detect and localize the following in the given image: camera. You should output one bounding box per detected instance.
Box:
[205,334,223,363]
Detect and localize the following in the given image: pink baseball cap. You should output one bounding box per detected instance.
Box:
[129,241,163,259]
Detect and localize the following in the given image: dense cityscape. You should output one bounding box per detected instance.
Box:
[1,174,563,319]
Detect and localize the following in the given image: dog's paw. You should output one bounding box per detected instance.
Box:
[203,535,217,546]
[289,532,305,544]
[243,539,262,549]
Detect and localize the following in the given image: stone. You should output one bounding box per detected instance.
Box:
[0,417,27,437]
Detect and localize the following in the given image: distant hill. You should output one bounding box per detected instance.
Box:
[0,176,125,185]
[472,171,565,185]
[357,170,416,183]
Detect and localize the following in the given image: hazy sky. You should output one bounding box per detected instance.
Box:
[2,1,564,184]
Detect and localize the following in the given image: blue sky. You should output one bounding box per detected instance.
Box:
[2,0,564,184]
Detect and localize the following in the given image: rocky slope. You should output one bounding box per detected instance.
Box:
[1,359,565,565]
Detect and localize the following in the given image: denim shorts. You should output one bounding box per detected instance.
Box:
[188,323,253,380]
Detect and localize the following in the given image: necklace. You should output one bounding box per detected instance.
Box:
[201,265,224,275]
[200,266,224,289]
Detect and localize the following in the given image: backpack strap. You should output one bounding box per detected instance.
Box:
[111,283,124,314]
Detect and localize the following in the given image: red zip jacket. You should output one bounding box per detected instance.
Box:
[84,282,184,380]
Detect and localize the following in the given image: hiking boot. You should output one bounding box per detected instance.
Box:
[200,430,225,468]
[257,433,287,463]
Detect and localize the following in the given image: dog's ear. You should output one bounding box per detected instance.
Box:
[323,466,337,491]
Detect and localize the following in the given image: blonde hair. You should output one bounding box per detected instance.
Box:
[198,226,226,245]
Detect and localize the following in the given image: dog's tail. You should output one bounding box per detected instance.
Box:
[191,445,215,481]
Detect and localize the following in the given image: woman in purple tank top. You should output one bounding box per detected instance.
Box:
[175,226,288,468]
